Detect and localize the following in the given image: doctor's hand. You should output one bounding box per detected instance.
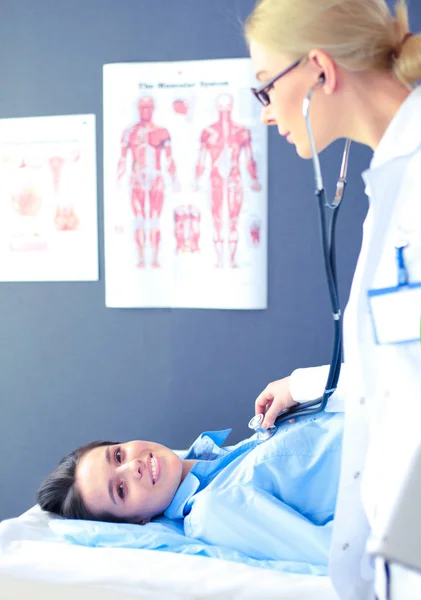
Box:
[255,376,300,429]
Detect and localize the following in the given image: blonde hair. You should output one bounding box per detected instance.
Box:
[245,0,421,86]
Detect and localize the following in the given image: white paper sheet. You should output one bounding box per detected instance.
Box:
[103,59,267,309]
[0,114,98,282]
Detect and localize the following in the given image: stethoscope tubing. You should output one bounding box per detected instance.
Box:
[274,82,351,426]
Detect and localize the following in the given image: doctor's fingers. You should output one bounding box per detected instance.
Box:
[261,400,284,429]
[255,392,287,429]
[255,392,273,417]
[263,398,300,428]
[255,378,290,414]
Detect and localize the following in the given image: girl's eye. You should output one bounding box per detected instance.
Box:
[114,447,122,463]
[117,482,125,500]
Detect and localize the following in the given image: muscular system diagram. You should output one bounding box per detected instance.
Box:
[117,96,178,269]
[103,59,267,309]
[194,93,261,269]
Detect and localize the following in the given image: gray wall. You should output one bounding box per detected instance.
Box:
[0,0,418,521]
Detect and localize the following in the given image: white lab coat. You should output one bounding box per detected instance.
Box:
[289,85,421,600]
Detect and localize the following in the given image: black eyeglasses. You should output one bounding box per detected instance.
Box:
[251,58,303,106]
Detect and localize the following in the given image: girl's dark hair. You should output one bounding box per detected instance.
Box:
[37,440,128,523]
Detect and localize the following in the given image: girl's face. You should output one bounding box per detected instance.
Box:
[76,440,183,523]
[249,40,337,159]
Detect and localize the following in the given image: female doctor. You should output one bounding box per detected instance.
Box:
[245,0,421,598]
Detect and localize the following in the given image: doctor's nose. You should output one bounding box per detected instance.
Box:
[261,104,276,126]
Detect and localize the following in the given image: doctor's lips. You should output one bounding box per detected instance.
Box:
[148,453,160,485]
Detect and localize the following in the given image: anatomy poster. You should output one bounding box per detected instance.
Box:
[0,114,98,281]
[103,58,267,309]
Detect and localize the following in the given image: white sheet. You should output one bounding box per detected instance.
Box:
[0,506,339,599]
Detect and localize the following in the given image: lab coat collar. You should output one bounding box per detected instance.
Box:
[369,85,421,171]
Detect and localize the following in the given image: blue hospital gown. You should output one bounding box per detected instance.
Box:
[165,412,344,571]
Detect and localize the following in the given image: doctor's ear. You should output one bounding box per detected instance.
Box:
[307,50,337,94]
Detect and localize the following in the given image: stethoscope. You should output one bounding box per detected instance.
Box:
[249,74,352,441]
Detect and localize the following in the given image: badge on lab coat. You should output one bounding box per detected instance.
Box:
[368,244,421,345]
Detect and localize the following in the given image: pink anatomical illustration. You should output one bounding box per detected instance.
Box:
[194,93,262,269]
[9,160,46,251]
[7,146,81,251]
[49,151,81,231]
[11,163,42,217]
[173,99,189,116]
[174,204,201,254]
[117,96,178,269]
[249,216,261,247]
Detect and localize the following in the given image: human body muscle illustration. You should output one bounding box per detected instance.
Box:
[117,97,177,268]
[195,94,261,268]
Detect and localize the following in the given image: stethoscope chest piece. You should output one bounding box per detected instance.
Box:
[248,414,277,441]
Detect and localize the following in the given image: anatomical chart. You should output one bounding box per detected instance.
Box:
[0,114,98,281]
[103,59,267,309]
